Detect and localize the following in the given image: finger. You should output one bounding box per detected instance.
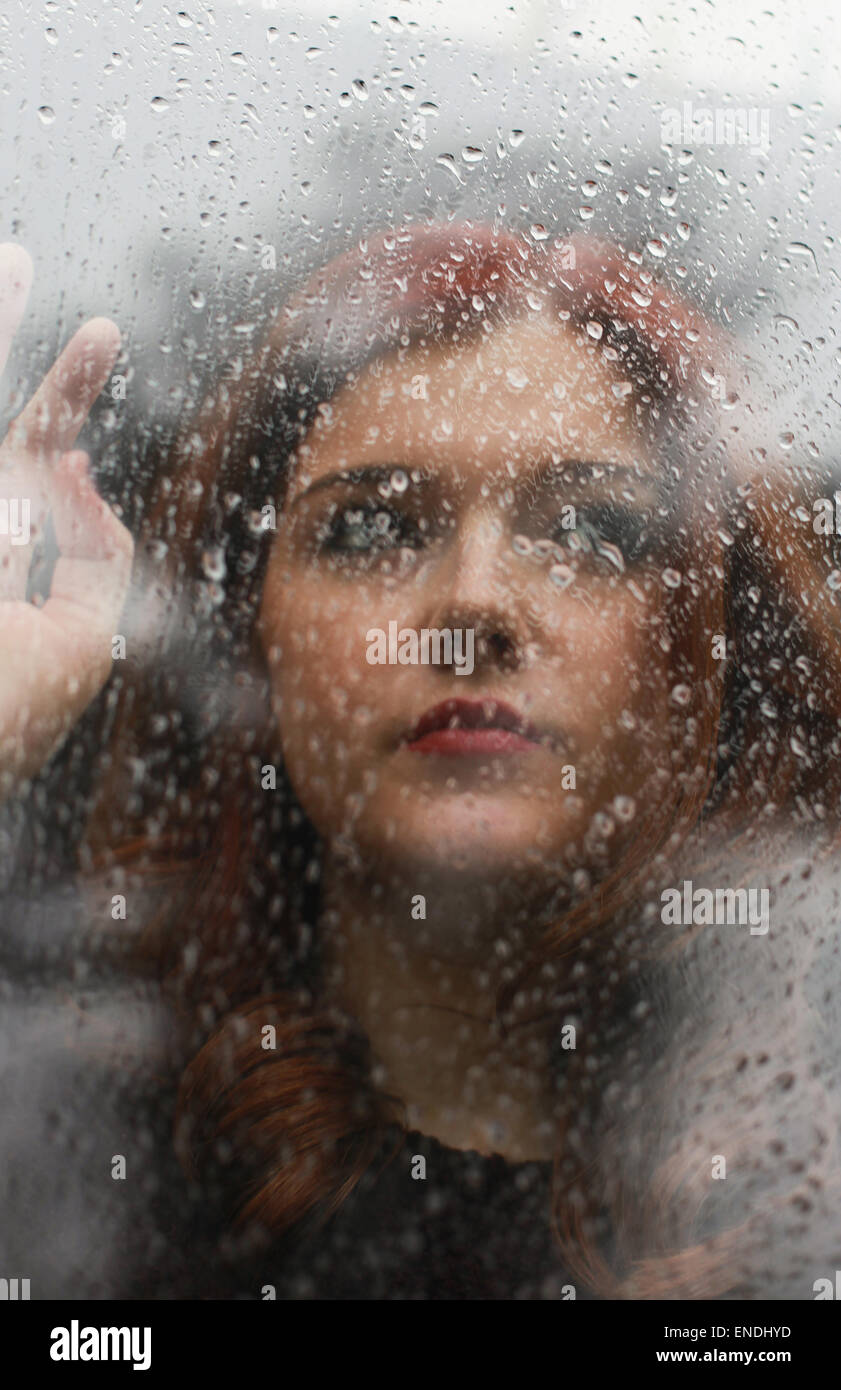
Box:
[1,316,121,466]
[0,244,34,378]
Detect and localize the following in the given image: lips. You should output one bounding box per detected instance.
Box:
[403,698,547,756]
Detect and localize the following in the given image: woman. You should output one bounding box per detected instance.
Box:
[2,224,840,1299]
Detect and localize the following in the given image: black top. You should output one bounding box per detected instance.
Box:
[168,1128,580,1301]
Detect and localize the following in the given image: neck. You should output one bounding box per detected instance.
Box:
[316,850,568,1162]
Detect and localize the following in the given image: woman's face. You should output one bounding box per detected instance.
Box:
[258,311,674,883]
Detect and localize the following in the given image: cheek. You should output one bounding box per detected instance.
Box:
[259,568,389,794]
[539,585,666,722]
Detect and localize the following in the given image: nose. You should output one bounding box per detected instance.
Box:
[422,505,526,676]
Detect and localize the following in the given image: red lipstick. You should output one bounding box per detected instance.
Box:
[404,698,544,756]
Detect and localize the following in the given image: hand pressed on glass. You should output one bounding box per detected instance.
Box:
[0,243,133,795]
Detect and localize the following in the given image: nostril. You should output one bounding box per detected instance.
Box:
[478,630,519,671]
[431,605,523,673]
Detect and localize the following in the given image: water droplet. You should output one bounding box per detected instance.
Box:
[777,431,795,450]
[827,570,841,591]
[37,106,55,125]
[592,811,615,838]
[662,568,682,589]
[646,238,667,259]
[390,469,409,494]
[578,205,595,220]
[352,79,368,101]
[151,96,169,112]
[549,563,574,590]
[785,241,818,273]
[613,795,636,822]
[201,546,227,582]
[512,535,533,556]
[509,129,525,147]
[462,146,483,163]
[530,223,550,241]
[506,367,529,389]
[436,153,461,181]
[189,289,206,310]
[597,542,625,573]
[670,683,692,707]
[44,27,58,44]
[208,140,223,158]
[585,321,603,340]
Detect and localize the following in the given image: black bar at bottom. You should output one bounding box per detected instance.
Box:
[0,1297,830,1378]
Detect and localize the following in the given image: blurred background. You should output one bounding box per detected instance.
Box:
[2,0,840,486]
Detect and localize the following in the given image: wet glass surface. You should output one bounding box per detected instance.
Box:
[1,0,841,1308]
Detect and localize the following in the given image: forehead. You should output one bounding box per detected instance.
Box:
[288,311,658,496]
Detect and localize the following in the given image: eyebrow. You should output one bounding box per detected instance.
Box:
[289,464,413,507]
[288,458,659,507]
[524,458,659,497]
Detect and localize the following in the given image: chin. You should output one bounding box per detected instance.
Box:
[356,788,580,880]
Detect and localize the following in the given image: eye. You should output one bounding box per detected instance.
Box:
[549,503,661,571]
[314,499,424,558]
